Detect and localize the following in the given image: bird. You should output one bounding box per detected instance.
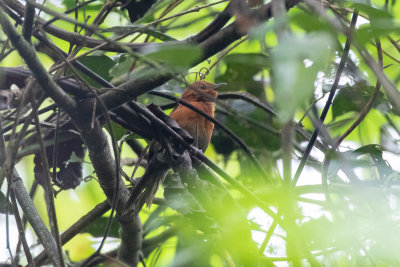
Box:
[125,81,226,213]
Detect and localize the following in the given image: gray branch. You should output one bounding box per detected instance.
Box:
[0,9,142,266]
[11,175,62,266]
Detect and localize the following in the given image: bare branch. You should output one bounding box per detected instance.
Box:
[0,9,77,114]
[22,0,35,42]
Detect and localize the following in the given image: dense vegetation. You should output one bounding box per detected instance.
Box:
[0,0,400,266]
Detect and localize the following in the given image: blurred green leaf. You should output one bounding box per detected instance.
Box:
[272,33,334,122]
[352,144,393,180]
[300,216,337,250]
[290,10,336,34]
[216,53,270,97]
[353,143,385,155]
[332,81,390,119]
[142,44,202,71]
[355,25,398,45]
[62,0,75,9]
[352,3,399,44]
[353,3,394,29]
[82,216,120,238]
[71,54,116,87]
[104,121,127,141]
[215,105,280,153]
[110,54,134,79]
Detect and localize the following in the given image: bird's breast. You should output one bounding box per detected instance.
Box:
[170,101,215,152]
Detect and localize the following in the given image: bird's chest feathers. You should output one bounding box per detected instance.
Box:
[171,101,215,151]
[178,102,214,129]
[187,101,214,127]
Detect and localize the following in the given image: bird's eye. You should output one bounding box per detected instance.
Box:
[200,84,206,89]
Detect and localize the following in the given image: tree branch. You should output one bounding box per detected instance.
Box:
[11,175,62,266]
[0,9,77,114]
[34,200,110,265]
[0,8,142,266]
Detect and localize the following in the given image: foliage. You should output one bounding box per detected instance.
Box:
[0,0,400,266]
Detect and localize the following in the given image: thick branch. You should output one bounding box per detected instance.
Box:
[11,175,62,266]
[97,0,301,111]
[0,9,77,114]
[34,200,110,265]
[0,9,142,266]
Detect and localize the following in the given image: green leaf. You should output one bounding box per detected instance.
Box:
[332,81,390,119]
[72,54,116,87]
[352,3,398,44]
[104,25,176,42]
[220,106,280,151]
[142,44,202,71]
[353,143,385,156]
[82,216,120,238]
[272,33,334,123]
[352,3,394,29]
[290,10,336,34]
[215,53,270,97]
[355,25,397,45]
[62,0,75,9]
[104,121,127,141]
[222,53,270,72]
[352,144,393,180]
[109,54,134,80]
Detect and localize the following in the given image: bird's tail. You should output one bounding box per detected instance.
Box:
[126,164,169,213]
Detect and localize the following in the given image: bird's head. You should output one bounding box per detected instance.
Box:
[182,81,227,102]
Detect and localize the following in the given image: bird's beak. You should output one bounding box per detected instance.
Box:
[213,83,227,90]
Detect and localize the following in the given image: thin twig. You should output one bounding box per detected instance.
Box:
[258,216,279,255]
[15,180,38,262]
[37,0,228,73]
[46,46,123,265]
[31,98,65,266]
[142,0,228,28]
[130,144,150,183]
[0,116,16,266]
[321,36,383,203]
[51,107,61,194]
[9,184,36,266]
[203,36,249,78]
[281,123,293,184]
[5,187,16,265]
[68,0,118,57]
[34,200,110,265]
[11,174,61,266]
[0,9,78,113]
[0,38,11,62]
[291,6,359,186]
[0,79,35,188]
[388,36,400,54]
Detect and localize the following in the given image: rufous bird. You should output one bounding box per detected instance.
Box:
[126,81,226,212]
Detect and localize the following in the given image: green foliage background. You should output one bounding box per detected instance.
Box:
[1,0,400,266]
